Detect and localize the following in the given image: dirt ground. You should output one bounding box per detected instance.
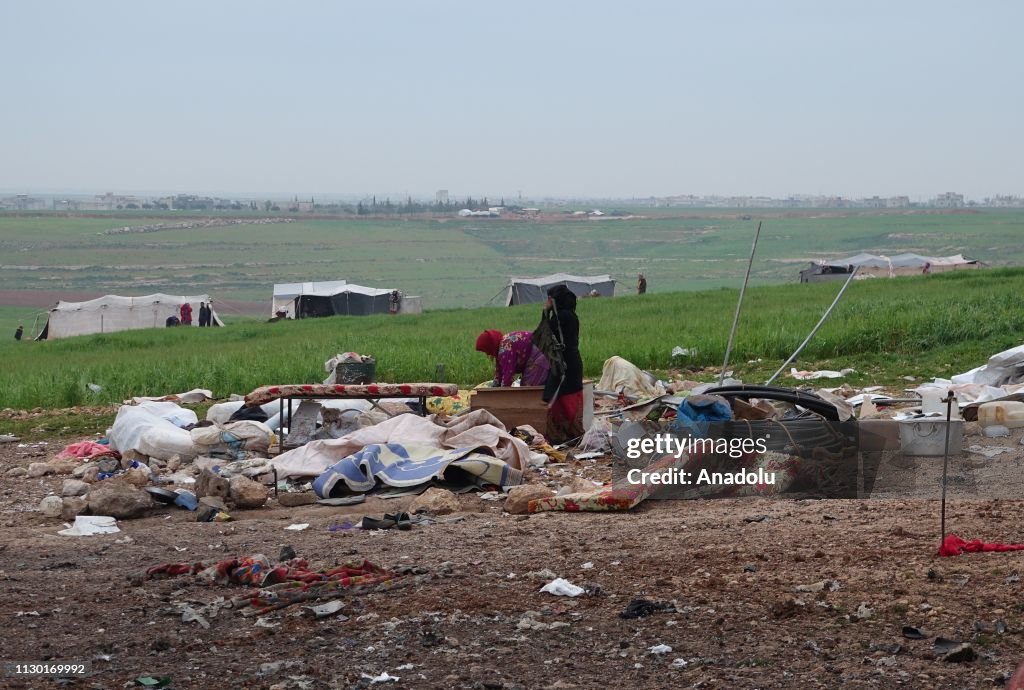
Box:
[3,420,1024,689]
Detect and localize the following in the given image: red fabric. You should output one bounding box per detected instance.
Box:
[549,390,583,423]
[938,533,1024,557]
[475,330,502,358]
[1007,662,1024,690]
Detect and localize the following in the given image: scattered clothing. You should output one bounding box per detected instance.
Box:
[598,356,666,399]
[311,442,521,497]
[620,599,676,619]
[938,533,1024,557]
[55,440,119,461]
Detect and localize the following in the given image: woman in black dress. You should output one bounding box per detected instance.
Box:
[541,285,584,443]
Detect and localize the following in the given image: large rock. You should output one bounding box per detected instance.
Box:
[61,496,89,521]
[504,485,555,514]
[200,496,228,511]
[196,469,230,499]
[6,467,27,478]
[277,492,318,507]
[122,467,151,487]
[62,479,90,497]
[39,495,63,518]
[28,462,54,478]
[48,460,78,475]
[229,475,269,509]
[409,487,460,516]
[87,480,153,519]
[72,462,97,479]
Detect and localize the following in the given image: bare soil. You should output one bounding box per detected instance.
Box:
[2,422,1024,689]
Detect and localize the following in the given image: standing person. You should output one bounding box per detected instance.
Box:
[197,302,207,327]
[539,285,584,444]
[14,324,23,341]
[637,273,647,295]
[475,329,550,387]
[179,302,193,326]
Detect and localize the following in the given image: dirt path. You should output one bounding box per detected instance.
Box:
[2,435,1024,689]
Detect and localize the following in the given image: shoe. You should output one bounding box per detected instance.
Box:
[385,512,412,530]
[360,516,394,530]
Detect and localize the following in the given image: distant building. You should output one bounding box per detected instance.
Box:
[436,190,449,204]
[932,192,964,208]
[0,194,47,211]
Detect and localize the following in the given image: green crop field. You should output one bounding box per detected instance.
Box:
[1,268,1022,411]
[1,209,1023,310]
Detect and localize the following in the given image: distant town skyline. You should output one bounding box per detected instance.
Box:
[6,188,1024,212]
[3,1,1021,200]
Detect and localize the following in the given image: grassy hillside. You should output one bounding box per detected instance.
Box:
[1,209,1022,310]
[1,268,1022,410]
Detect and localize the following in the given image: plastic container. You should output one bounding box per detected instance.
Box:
[921,390,946,416]
[898,419,964,456]
[977,401,1024,429]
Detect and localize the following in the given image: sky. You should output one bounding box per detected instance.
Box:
[2,0,1022,201]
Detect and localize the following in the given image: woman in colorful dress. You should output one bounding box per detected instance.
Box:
[475,329,550,387]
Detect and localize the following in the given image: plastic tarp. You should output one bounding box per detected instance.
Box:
[38,293,223,340]
[506,273,615,305]
[952,345,1024,387]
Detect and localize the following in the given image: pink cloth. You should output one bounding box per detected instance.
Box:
[56,440,118,461]
[938,533,1024,557]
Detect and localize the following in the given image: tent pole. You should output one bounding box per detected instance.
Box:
[719,221,762,386]
[765,267,859,385]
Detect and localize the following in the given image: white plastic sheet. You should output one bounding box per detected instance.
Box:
[106,405,195,460]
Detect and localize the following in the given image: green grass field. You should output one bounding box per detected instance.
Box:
[1,268,1022,411]
[2,209,1023,309]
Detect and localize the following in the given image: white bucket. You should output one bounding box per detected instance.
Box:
[898,418,963,456]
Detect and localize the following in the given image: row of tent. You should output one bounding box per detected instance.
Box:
[33,273,616,340]
[799,253,980,283]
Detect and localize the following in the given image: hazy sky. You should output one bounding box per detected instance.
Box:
[3,1,1021,200]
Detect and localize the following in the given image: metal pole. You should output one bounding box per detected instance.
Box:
[940,390,954,539]
[765,267,859,385]
[720,221,762,386]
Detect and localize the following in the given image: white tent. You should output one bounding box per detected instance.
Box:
[505,273,615,306]
[37,294,223,340]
